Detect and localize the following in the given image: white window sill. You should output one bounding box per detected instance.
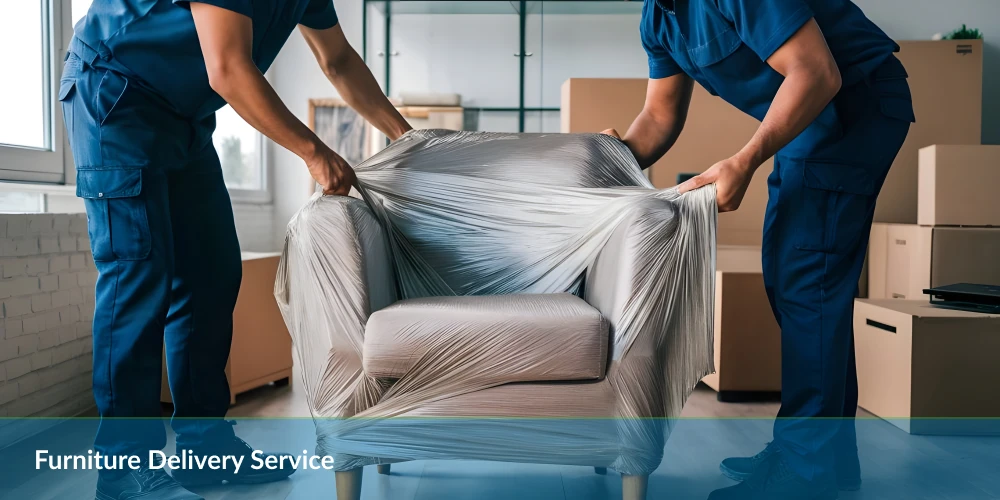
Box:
[0,181,76,195]
[228,188,273,205]
[0,182,271,214]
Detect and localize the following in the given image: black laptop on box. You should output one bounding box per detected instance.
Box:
[923,283,1000,314]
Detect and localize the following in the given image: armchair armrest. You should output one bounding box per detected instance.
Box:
[585,196,680,361]
[275,195,397,418]
[584,188,716,418]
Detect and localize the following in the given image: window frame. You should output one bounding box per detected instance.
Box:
[0,0,70,183]
[0,0,272,205]
[226,128,273,204]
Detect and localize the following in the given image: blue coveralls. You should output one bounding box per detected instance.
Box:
[61,0,338,456]
[640,0,915,482]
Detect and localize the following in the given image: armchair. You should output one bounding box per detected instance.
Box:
[276,131,716,500]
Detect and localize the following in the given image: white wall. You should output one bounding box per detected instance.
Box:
[270,0,1000,247]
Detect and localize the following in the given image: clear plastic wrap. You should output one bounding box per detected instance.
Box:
[275,130,717,475]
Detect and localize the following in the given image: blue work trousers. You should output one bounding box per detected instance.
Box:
[61,51,241,456]
[763,55,914,482]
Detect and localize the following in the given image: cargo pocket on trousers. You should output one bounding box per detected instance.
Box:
[58,78,76,135]
[76,169,151,261]
[792,160,876,254]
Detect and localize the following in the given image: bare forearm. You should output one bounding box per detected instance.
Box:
[324,50,411,141]
[735,19,843,172]
[736,69,841,170]
[191,3,352,195]
[623,110,685,170]
[210,59,325,161]
[619,74,693,170]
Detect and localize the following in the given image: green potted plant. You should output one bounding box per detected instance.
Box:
[943,24,983,40]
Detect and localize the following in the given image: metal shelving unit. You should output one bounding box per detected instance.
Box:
[362,0,642,132]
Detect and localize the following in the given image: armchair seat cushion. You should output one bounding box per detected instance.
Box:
[363,293,609,381]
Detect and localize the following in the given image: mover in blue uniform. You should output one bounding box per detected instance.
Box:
[62,1,410,499]
[605,1,914,498]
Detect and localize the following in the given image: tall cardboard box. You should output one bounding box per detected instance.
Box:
[868,223,1000,300]
[161,253,293,404]
[561,40,983,242]
[883,40,984,224]
[854,299,1000,435]
[701,246,782,401]
[918,145,1000,227]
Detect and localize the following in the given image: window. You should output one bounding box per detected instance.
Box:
[0,0,269,207]
[0,1,64,183]
[215,105,266,193]
[0,2,47,150]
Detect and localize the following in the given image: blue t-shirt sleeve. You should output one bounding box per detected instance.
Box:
[173,0,253,19]
[641,29,683,80]
[300,0,340,30]
[716,0,815,61]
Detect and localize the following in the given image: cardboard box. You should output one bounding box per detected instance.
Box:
[701,246,782,399]
[918,144,1000,227]
[868,223,1000,300]
[162,253,293,404]
[561,40,983,241]
[854,299,1000,434]
[883,40,984,224]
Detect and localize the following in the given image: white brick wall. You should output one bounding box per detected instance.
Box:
[0,214,95,419]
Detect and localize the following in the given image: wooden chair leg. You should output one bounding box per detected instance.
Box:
[594,467,607,475]
[377,464,391,475]
[335,468,363,500]
[622,475,648,500]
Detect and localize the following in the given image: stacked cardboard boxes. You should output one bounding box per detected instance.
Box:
[868,145,1000,300]
[860,145,1000,433]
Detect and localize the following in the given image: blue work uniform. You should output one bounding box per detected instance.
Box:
[61,0,338,456]
[640,0,915,482]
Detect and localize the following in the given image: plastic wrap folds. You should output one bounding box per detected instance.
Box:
[275,130,717,475]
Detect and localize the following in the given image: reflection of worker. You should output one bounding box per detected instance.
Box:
[606,1,913,498]
[62,1,409,499]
